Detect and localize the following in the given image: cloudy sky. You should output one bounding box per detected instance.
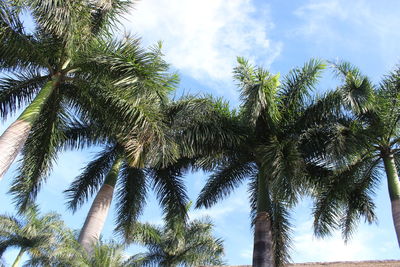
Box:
[1,0,400,265]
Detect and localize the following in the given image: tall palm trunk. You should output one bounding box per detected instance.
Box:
[252,174,274,267]
[0,74,60,180]
[78,158,122,254]
[11,248,25,267]
[382,153,400,247]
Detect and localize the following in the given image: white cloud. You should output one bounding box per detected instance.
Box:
[189,193,249,221]
[124,0,282,97]
[240,249,253,260]
[292,220,394,263]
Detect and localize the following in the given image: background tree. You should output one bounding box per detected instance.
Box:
[127,206,224,267]
[312,62,400,247]
[0,206,74,267]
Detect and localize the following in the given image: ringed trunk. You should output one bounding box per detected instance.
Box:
[78,157,122,254]
[252,174,274,267]
[0,75,60,181]
[11,248,25,267]
[382,154,400,247]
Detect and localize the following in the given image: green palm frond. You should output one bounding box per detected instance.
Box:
[234,57,280,127]
[64,145,118,212]
[126,223,162,246]
[330,60,374,114]
[260,137,305,204]
[312,157,380,239]
[0,1,46,71]
[24,0,93,52]
[270,200,292,267]
[0,71,49,120]
[196,157,256,209]
[88,0,135,36]
[60,119,109,151]
[115,164,147,236]
[149,165,189,223]
[280,59,326,115]
[10,90,65,211]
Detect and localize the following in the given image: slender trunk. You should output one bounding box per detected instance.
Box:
[0,74,60,180]
[11,248,25,267]
[382,153,400,247]
[78,158,122,254]
[252,174,274,267]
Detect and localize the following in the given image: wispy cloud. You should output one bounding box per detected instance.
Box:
[189,192,250,221]
[293,0,400,69]
[124,0,282,97]
[292,220,396,262]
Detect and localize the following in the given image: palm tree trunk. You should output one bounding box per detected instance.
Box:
[252,174,274,267]
[78,157,122,254]
[11,248,25,267]
[382,153,400,247]
[0,75,60,181]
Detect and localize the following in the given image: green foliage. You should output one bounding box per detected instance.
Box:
[127,210,224,267]
[0,206,76,266]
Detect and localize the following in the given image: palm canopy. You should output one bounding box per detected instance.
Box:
[127,205,224,267]
[0,206,75,267]
[194,58,369,266]
[312,62,400,246]
[65,95,243,237]
[25,238,134,267]
[0,0,176,192]
[1,0,178,210]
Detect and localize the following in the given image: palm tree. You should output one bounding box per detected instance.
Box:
[0,0,173,190]
[312,62,400,247]
[1,2,177,211]
[0,206,74,267]
[25,237,134,267]
[127,207,224,267]
[194,58,344,267]
[65,96,236,254]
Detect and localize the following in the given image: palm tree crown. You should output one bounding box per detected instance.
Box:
[127,206,224,267]
[0,206,75,267]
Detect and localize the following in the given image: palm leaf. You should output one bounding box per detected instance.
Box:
[196,156,256,209]
[9,90,65,211]
[0,71,49,120]
[64,145,118,212]
[115,164,147,236]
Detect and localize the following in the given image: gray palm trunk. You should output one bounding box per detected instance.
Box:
[252,174,274,267]
[78,158,122,254]
[382,153,400,247]
[0,74,60,181]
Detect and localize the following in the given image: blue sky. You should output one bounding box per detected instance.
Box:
[1,0,400,265]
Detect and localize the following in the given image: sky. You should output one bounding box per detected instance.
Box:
[1,0,400,265]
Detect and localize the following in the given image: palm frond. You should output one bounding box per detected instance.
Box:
[234,57,280,127]
[64,145,118,212]
[312,157,380,239]
[330,60,374,114]
[270,200,292,267]
[196,157,256,209]
[0,1,46,71]
[149,165,189,223]
[280,58,326,115]
[88,0,135,36]
[115,164,147,237]
[9,90,64,211]
[0,71,49,120]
